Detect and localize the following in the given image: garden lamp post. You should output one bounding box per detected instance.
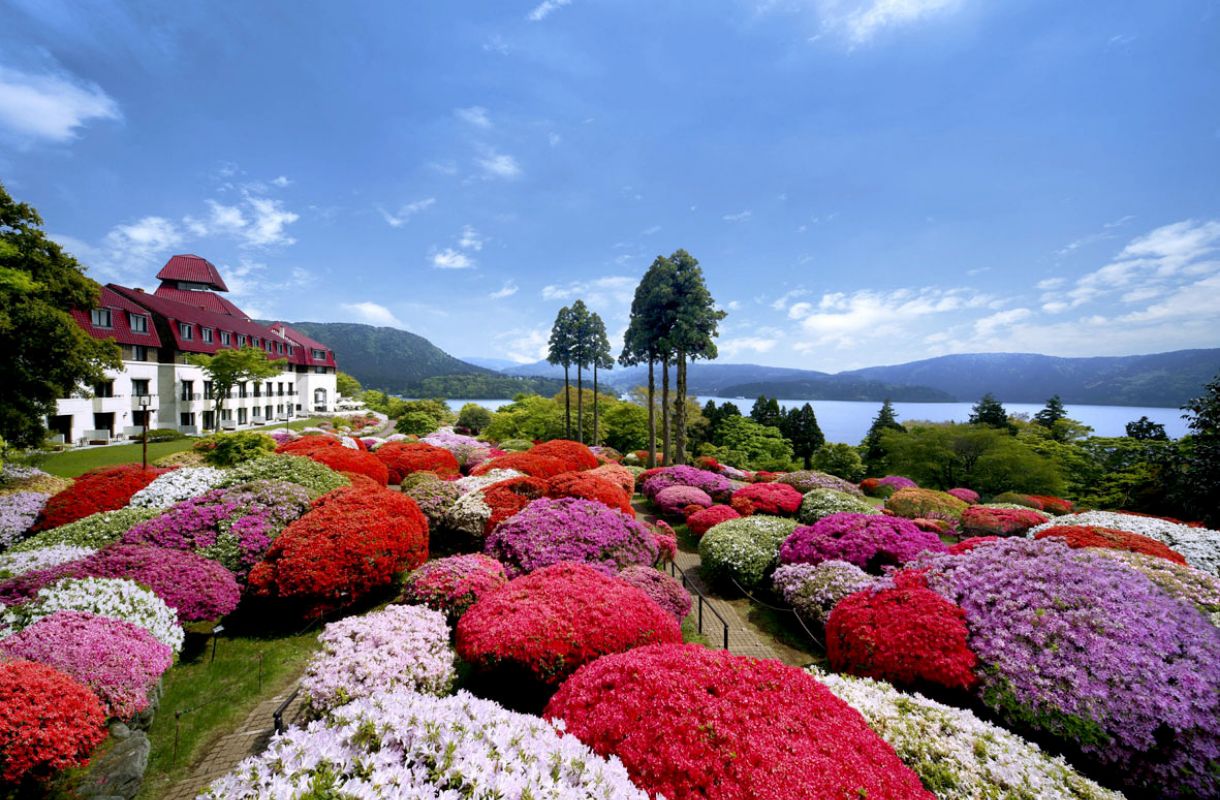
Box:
[139,394,152,469]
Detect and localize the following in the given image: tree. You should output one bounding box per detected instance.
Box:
[547,306,576,438]
[587,311,614,445]
[860,399,904,474]
[457,402,492,434]
[484,394,564,442]
[336,371,362,399]
[705,415,793,471]
[969,393,1014,433]
[621,257,676,467]
[1033,395,1067,429]
[1177,373,1220,526]
[881,423,1063,496]
[188,346,286,431]
[1126,416,1168,441]
[601,401,649,453]
[567,300,593,443]
[750,396,783,429]
[664,250,725,464]
[811,443,865,482]
[782,403,825,469]
[0,183,122,447]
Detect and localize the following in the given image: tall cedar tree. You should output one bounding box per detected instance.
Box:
[621,257,675,467]
[1126,415,1168,441]
[587,311,613,445]
[0,183,122,447]
[750,395,783,429]
[861,399,904,474]
[568,300,592,443]
[665,250,725,464]
[1033,395,1067,428]
[969,392,1014,432]
[547,305,576,438]
[188,347,287,431]
[783,403,825,469]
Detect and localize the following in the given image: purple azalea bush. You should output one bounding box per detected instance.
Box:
[654,485,713,517]
[913,537,1220,798]
[0,610,172,719]
[641,466,732,501]
[777,471,863,496]
[779,513,948,574]
[0,492,50,548]
[879,476,918,491]
[484,497,659,578]
[401,554,508,621]
[772,561,878,624]
[616,565,691,622]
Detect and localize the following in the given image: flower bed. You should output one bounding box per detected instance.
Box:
[9,508,161,554]
[0,610,172,719]
[0,660,107,785]
[544,643,933,800]
[948,535,1000,554]
[34,465,167,532]
[776,470,864,496]
[1034,524,1188,564]
[15,577,184,652]
[420,430,492,468]
[697,515,799,590]
[451,467,524,495]
[1091,549,1220,624]
[126,467,227,508]
[470,451,571,479]
[214,455,350,497]
[589,462,636,496]
[772,560,877,624]
[730,481,803,516]
[0,491,49,549]
[276,437,389,484]
[1029,510,1220,576]
[654,485,713,517]
[959,504,1050,537]
[797,488,881,524]
[819,671,1124,800]
[456,562,681,686]
[946,487,980,504]
[248,486,429,615]
[373,441,460,483]
[201,689,649,799]
[528,438,600,471]
[685,504,740,537]
[301,604,455,713]
[0,465,73,498]
[546,471,633,515]
[885,487,969,522]
[0,546,95,579]
[400,553,508,621]
[641,465,733,501]
[400,472,462,530]
[484,497,658,577]
[779,513,948,574]
[616,565,691,622]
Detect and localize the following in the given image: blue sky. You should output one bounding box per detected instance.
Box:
[2,0,1218,371]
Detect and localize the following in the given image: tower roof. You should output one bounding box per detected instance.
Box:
[155,254,229,292]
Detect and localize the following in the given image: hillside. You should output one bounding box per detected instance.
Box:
[717,377,953,402]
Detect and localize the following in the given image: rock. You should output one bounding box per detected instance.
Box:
[78,732,150,800]
[129,679,162,732]
[108,721,131,740]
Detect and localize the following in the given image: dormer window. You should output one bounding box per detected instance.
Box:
[202,328,214,344]
[311,348,326,360]
[91,308,113,328]
[129,313,148,333]
[179,323,193,340]
[220,331,231,346]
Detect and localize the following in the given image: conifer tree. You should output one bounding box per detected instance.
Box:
[588,311,613,445]
[969,392,1014,432]
[547,305,576,438]
[861,399,904,474]
[1034,395,1067,428]
[782,403,825,469]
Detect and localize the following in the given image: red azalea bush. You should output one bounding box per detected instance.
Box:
[654,485,712,518]
[730,482,803,517]
[481,476,549,533]
[470,452,571,479]
[1026,494,1073,514]
[546,471,633,515]
[248,486,428,615]
[686,504,741,538]
[34,465,167,531]
[0,660,107,784]
[650,520,677,562]
[694,455,721,472]
[948,536,1000,554]
[455,562,681,686]
[589,463,636,496]
[859,477,882,496]
[373,442,460,483]
[529,439,599,472]
[545,643,933,800]
[826,572,978,691]
[1034,525,1188,564]
[959,505,1049,537]
[276,437,389,485]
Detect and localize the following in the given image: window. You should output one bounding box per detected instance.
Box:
[238,382,248,398]
[92,381,114,398]
[180,412,195,427]
[181,380,194,401]
[314,366,328,374]
[132,379,150,397]
[129,313,148,333]
[311,348,326,360]
[203,381,214,400]
[179,323,194,340]
[202,328,214,344]
[131,345,149,361]
[91,308,113,328]
[238,408,248,424]
[220,331,231,346]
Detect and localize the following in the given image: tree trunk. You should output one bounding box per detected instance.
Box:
[803,450,812,469]
[593,363,600,446]
[576,362,584,443]
[674,350,687,465]
[661,355,671,466]
[563,364,571,438]
[647,359,656,468]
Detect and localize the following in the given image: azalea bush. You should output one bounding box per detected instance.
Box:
[34,465,167,531]
[456,562,681,686]
[0,465,73,498]
[374,441,460,483]
[0,492,49,548]
[400,553,508,621]
[9,507,161,554]
[0,610,172,719]
[276,436,389,484]
[685,504,740,538]
[420,429,492,468]
[14,577,184,652]
[1091,549,1220,624]
[470,451,571,479]
[779,513,948,574]
[545,643,933,800]
[960,505,1050,537]
[301,604,455,714]
[885,487,969,522]
[528,438,599,471]
[654,485,713,517]
[641,465,733,501]
[697,514,799,591]
[730,481,803,516]
[125,467,228,508]
[946,487,980,504]
[192,430,276,466]
[201,689,649,799]
[949,535,1001,554]
[0,660,107,785]
[1030,510,1220,576]
[215,455,350,497]
[1034,524,1188,564]
[546,471,633,515]
[777,469,863,496]
[772,560,877,624]
[0,545,95,579]
[485,497,658,577]
[399,472,462,530]
[797,488,881,525]
[589,462,636,496]
[616,565,691,622]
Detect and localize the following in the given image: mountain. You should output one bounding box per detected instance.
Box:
[502,360,839,395]
[718,377,953,402]
[462,356,522,371]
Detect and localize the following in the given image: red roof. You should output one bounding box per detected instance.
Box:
[270,323,338,368]
[70,287,164,348]
[154,285,250,317]
[156,255,229,292]
[108,285,287,357]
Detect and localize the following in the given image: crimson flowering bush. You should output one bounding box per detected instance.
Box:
[34,465,167,531]
[485,497,658,577]
[276,437,389,484]
[0,660,108,784]
[0,610,172,719]
[545,643,933,800]
[1027,495,1073,514]
[654,485,712,517]
[947,487,980,504]
[1034,524,1188,564]
[480,475,549,533]
[641,465,732,501]
[546,471,633,515]
[470,452,571,479]
[528,439,600,472]
[960,505,1049,537]
[780,513,948,574]
[948,536,1000,554]
[616,565,691,622]
[649,520,677,562]
[248,486,428,615]
[685,504,740,537]
[826,572,978,691]
[730,482,803,516]
[400,554,508,621]
[374,442,460,483]
[914,537,1220,797]
[456,562,681,686]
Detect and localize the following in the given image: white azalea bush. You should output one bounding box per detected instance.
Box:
[445,490,494,535]
[697,515,800,590]
[453,468,524,495]
[817,670,1124,800]
[0,545,96,578]
[1029,510,1220,576]
[797,488,882,525]
[201,690,650,799]
[301,604,456,714]
[127,467,227,508]
[9,577,184,653]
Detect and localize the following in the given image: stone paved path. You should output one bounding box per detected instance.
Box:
[671,548,784,660]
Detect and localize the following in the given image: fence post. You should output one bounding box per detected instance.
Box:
[172,709,183,765]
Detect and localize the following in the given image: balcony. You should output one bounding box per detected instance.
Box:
[130,396,158,411]
[180,393,202,402]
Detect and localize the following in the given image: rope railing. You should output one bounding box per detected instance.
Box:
[666,560,730,650]
[728,575,824,651]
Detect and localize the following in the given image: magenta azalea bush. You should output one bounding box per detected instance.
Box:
[879,475,918,491]
[913,537,1220,798]
[401,554,508,621]
[947,488,980,504]
[654,485,713,517]
[641,466,732,501]
[616,565,691,622]
[779,513,948,574]
[484,497,659,578]
[0,610,172,719]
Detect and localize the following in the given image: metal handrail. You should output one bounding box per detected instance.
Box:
[273,688,300,734]
[666,560,730,650]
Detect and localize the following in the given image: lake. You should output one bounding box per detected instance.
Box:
[435,397,1188,444]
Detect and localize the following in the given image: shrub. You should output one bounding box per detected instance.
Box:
[946,487,980,504]
[200,689,648,799]
[544,643,933,800]
[400,472,462,530]
[779,513,948,574]
[190,431,274,467]
[949,535,1000,554]
[528,439,599,471]
[0,660,107,784]
[127,466,228,508]
[589,463,635,496]
[776,470,863,496]
[485,497,658,577]
[1026,494,1073,514]
[10,508,161,553]
[772,560,877,624]
[139,428,187,442]
[154,450,207,468]
[456,563,681,686]
[276,437,389,484]
[469,452,571,479]
[826,573,978,690]
[495,438,533,452]
[546,471,633,515]
[16,577,184,652]
[0,465,73,498]
[419,430,492,468]
[640,465,733,501]
[215,455,350,497]
[374,441,460,483]
[697,515,800,590]
[0,546,95,579]
[885,487,969,522]
[960,505,1050,537]
[1091,549,1220,623]
[797,488,881,524]
[34,465,167,531]
[820,671,1125,800]
[0,491,49,548]
[248,486,429,615]
[654,485,713,517]
[616,565,691,622]
[730,481,803,516]
[400,554,508,621]
[301,604,455,714]
[1029,511,1219,577]
[1034,524,1188,564]
[685,504,740,537]
[0,610,172,719]
[992,491,1046,510]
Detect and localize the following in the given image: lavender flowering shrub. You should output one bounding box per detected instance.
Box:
[485,497,658,577]
[779,513,948,574]
[777,470,863,496]
[1092,549,1220,625]
[914,537,1220,798]
[0,492,49,548]
[773,561,878,624]
[617,565,691,622]
[641,465,732,501]
[400,554,508,621]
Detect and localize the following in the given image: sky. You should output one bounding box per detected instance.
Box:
[1,0,1218,371]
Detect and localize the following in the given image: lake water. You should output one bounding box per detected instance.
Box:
[437,397,1188,444]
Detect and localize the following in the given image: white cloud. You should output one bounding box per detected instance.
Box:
[725,300,742,311]
[102,217,183,267]
[379,197,436,227]
[542,276,637,303]
[973,307,1031,337]
[837,0,964,43]
[341,301,402,327]
[528,0,572,22]
[791,286,991,348]
[241,196,299,246]
[432,248,474,269]
[548,131,562,147]
[718,336,779,358]
[771,288,808,310]
[271,175,291,187]
[0,65,120,142]
[476,150,523,179]
[455,106,492,128]
[723,210,753,222]
[184,193,299,247]
[490,280,519,299]
[1035,277,1066,290]
[642,225,662,235]
[459,225,484,251]
[496,327,550,363]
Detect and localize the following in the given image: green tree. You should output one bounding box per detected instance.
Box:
[707,415,793,471]
[969,393,1014,433]
[567,300,593,443]
[782,403,825,469]
[664,249,724,464]
[188,346,286,431]
[861,399,904,475]
[601,401,649,453]
[587,311,614,445]
[750,395,783,429]
[484,394,565,442]
[547,305,576,438]
[336,371,362,398]
[397,410,438,436]
[881,423,1063,496]
[1177,373,1220,526]
[621,257,676,467]
[456,402,492,434]
[0,183,122,447]
[811,443,866,482]
[1033,394,1067,429]
[1126,416,1168,441]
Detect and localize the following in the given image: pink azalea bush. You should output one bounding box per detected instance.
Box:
[400,554,508,621]
[616,565,692,622]
[654,485,713,517]
[641,466,732,502]
[779,513,948,574]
